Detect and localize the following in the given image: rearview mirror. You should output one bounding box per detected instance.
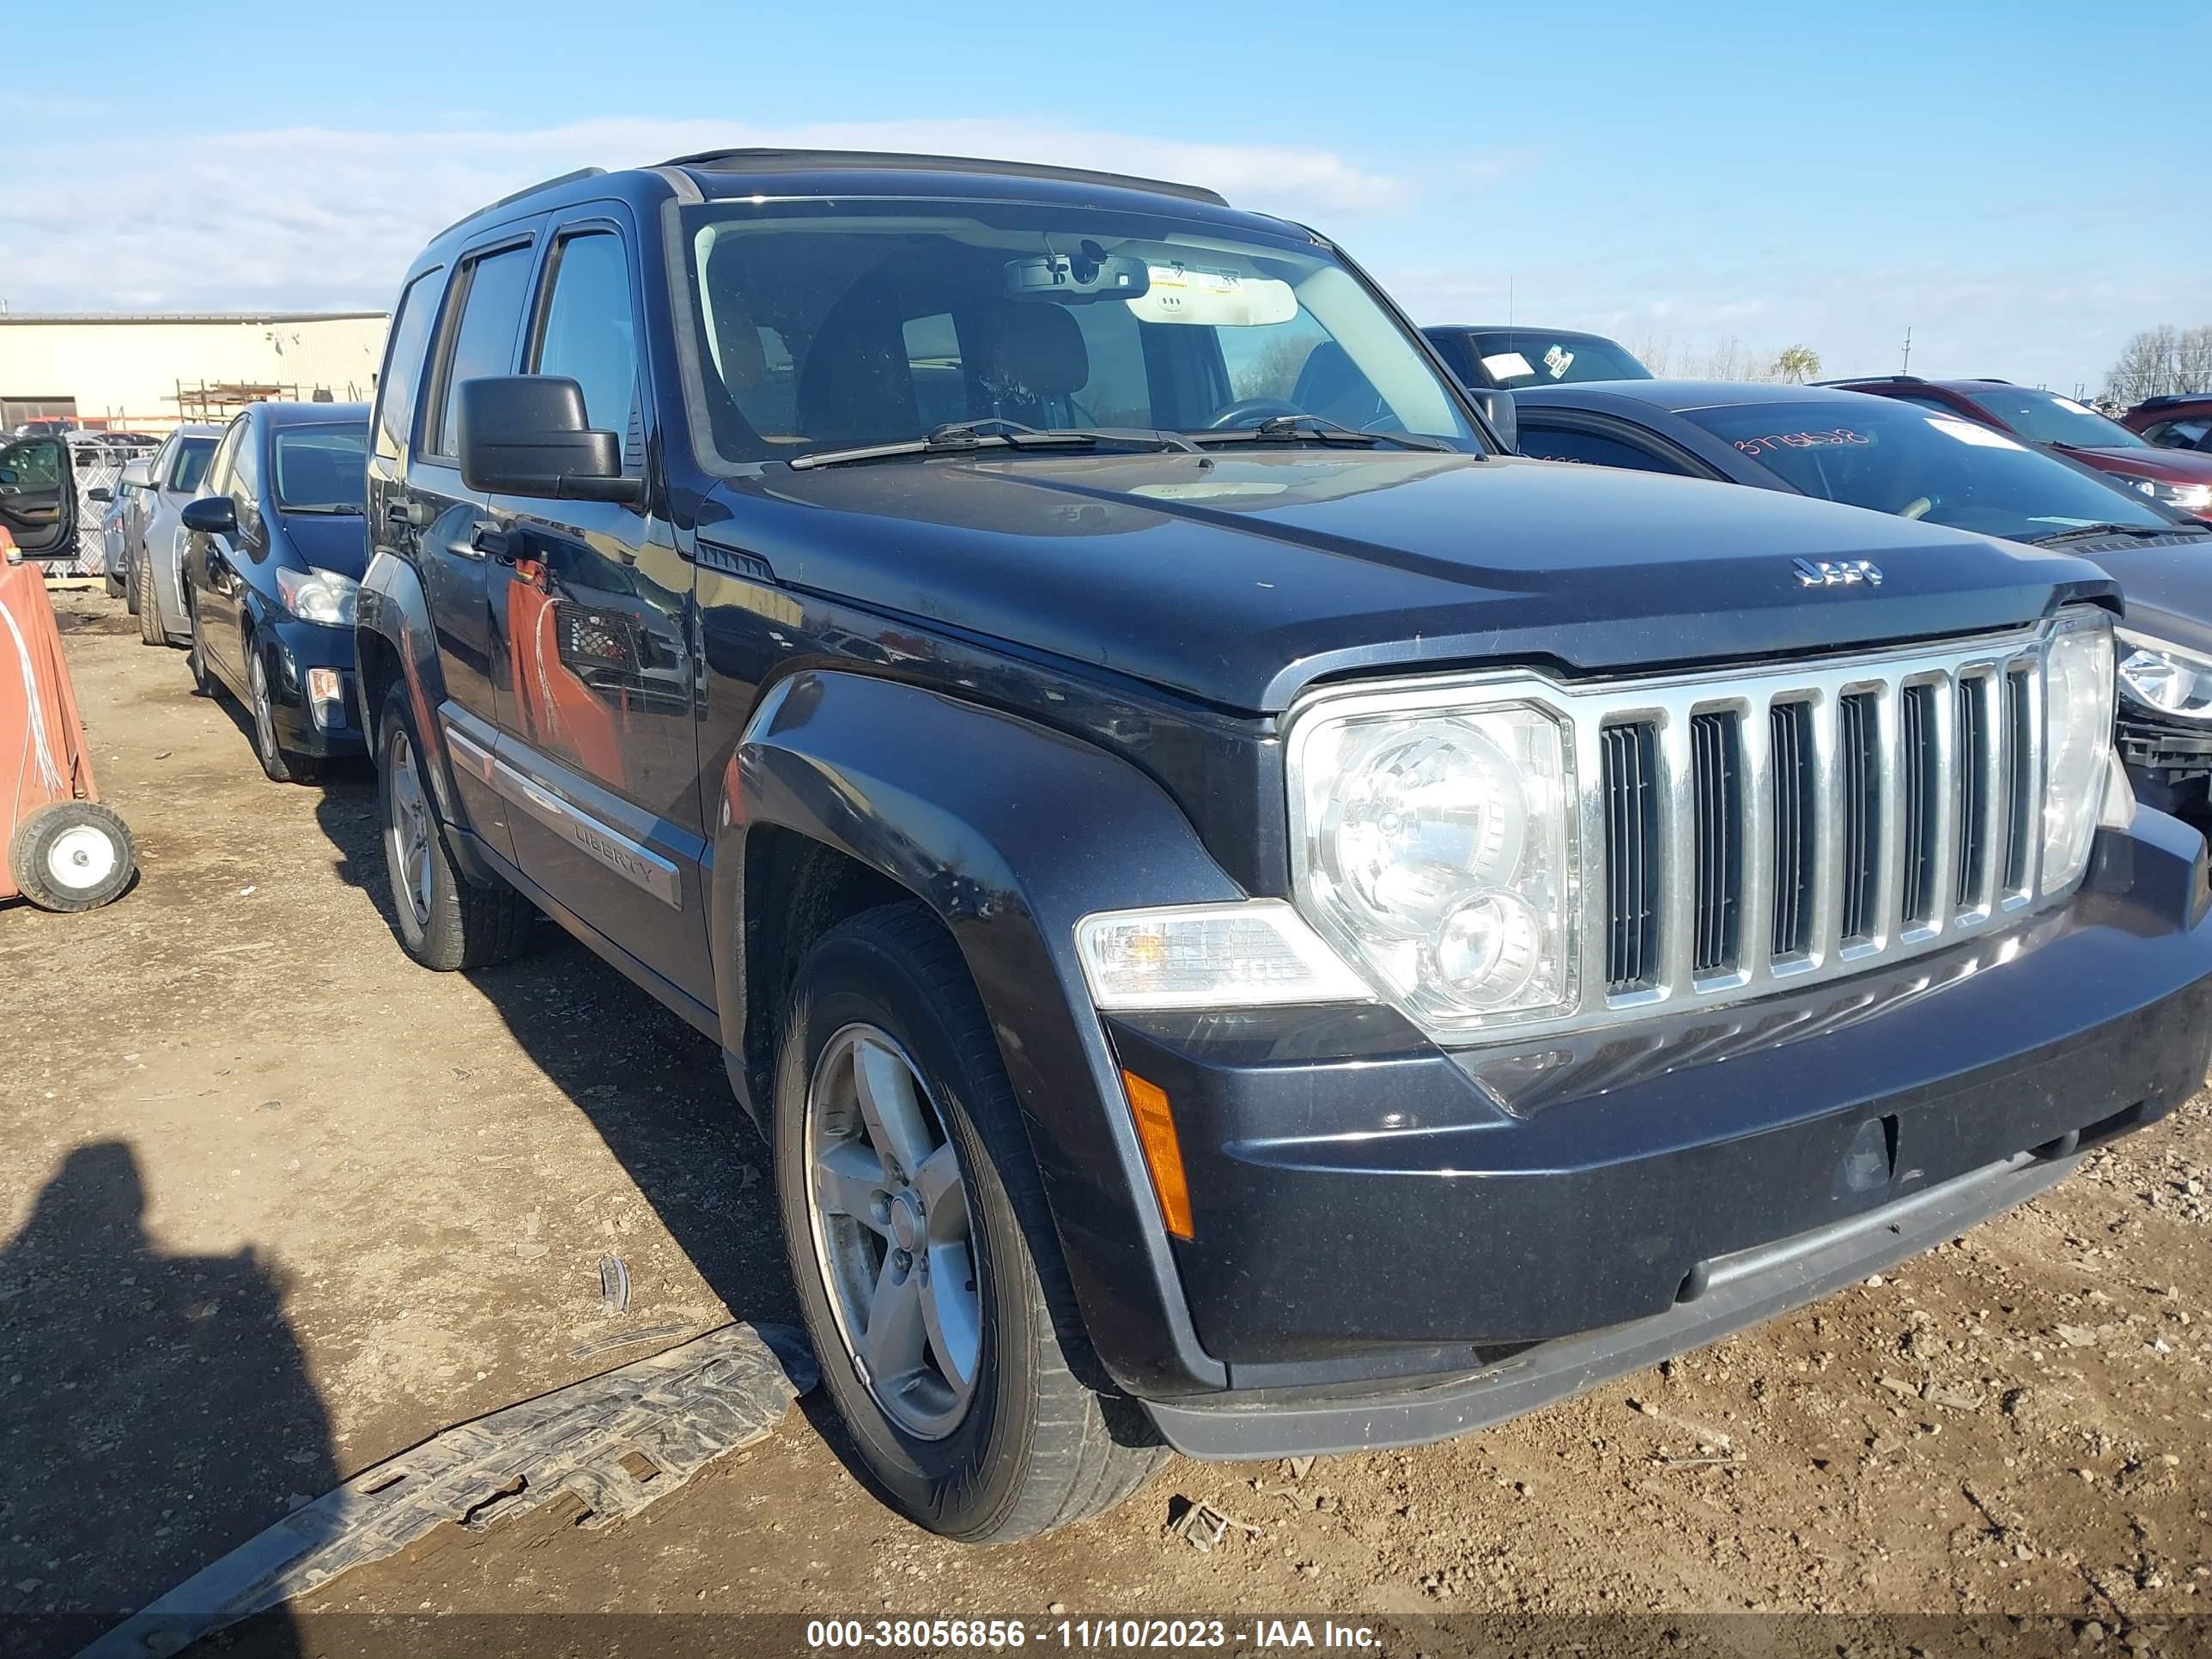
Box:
[180,495,237,535]
[456,376,643,504]
[1469,386,1517,453]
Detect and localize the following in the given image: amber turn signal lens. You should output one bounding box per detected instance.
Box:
[1121,1069,1194,1240]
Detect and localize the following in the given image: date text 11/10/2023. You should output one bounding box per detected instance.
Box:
[805,1618,1382,1650]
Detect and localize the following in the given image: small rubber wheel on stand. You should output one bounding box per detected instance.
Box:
[9,801,136,912]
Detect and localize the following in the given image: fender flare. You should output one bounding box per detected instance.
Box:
[714,668,1241,1395]
[355,550,496,883]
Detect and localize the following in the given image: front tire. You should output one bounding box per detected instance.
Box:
[247,641,319,785]
[374,683,533,969]
[9,801,136,912]
[775,903,1165,1543]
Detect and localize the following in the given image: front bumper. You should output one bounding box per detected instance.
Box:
[264,622,368,757]
[2121,710,2212,830]
[1105,809,2212,1457]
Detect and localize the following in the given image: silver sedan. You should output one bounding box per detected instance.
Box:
[125,424,224,647]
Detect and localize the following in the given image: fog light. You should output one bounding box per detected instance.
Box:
[307,667,345,729]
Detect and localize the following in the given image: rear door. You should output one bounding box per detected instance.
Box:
[0,436,76,557]
[488,212,711,1001]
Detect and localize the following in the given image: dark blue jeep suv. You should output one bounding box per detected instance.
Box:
[353,149,2212,1542]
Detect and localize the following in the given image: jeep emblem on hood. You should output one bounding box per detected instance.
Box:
[1793,557,1883,588]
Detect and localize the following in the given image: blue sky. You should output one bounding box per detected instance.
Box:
[9,0,2204,392]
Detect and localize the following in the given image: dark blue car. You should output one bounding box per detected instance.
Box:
[179,401,371,782]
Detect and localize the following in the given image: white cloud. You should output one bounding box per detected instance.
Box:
[0,118,1417,314]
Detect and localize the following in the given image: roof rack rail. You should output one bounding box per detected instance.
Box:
[433,167,609,241]
[2134,391,2212,409]
[1813,374,1926,386]
[659,148,1230,208]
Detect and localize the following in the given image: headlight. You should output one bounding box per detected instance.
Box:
[2116,628,2212,720]
[275,565,359,626]
[2041,607,2116,895]
[2129,477,2212,513]
[1289,699,1576,1034]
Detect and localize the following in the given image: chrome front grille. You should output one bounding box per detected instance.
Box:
[1579,624,2049,1031]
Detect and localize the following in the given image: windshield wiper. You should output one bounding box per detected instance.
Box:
[2029,521,2208,546]
[282,503,365,515]
[1184,414,1450,453]
[789,418,1197,471]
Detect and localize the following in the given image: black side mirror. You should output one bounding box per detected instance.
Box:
[456,376,644,504]
[180,495,238,535]
[87,487,112,502]
[1470,386,1517,453]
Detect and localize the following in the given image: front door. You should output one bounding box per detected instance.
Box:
[405,234,543,854]
[0,437,75,558]
[488,218,711,1004]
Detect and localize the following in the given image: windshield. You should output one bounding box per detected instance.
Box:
[1964,386,2148,450]
[272,423,368,513]
[675,201,1479,466]
[1680,398,2178,541]
[1465,331,1650,387]
[171,435,216,493]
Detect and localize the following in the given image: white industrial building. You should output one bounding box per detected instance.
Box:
[0,311,389,433]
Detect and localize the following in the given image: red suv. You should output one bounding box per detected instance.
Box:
[1826,375,2212,521]
[2125,392,2212,458]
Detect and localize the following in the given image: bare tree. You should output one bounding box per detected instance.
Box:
[1772,345,1822,384]
[2178,325,2212,393]
[2105,325,2182,404]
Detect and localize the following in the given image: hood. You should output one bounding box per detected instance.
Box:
[2087,540,2212,658]
[275,510,371,580]
[2061,445,2212,485]
[702,450,2116,713]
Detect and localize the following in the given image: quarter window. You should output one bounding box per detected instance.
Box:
[531,231,641,457]
[375,266,444,463]
[431,243,538,460]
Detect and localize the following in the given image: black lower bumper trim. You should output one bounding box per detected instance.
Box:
[1142,1147,2075,1460]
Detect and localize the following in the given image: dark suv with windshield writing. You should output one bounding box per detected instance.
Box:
[356,149,2212,1544]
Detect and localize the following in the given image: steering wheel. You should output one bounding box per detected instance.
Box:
[1899,495,1935,521]
[1202,398,1307,431]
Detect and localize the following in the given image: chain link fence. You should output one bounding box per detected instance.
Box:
[60,437,160,578]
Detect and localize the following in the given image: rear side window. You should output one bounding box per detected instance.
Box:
[374,267,444,462]
[168,435,215,493]
[530,231,640,460]
[431,243,538,459]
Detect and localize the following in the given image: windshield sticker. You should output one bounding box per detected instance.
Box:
[1927,417,2025,452]
[1126,264,1297,327]
[1543,344,1576,380]
[1480,351,1534,381]
[1733,428,1872,459]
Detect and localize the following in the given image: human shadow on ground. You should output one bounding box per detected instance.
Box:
[0,1141,329,1657]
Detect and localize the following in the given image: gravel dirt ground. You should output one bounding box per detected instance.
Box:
[3,592,2209,1653]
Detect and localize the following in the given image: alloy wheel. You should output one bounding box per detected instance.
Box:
[805,1023,982,1441]
[384,728,434,931]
